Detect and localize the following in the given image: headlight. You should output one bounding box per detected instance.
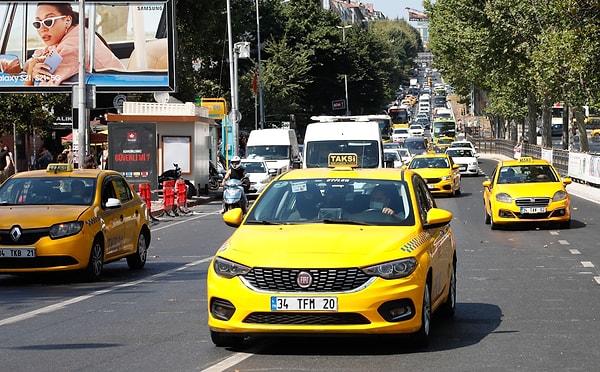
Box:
[441,175,451,180]
[213,256,251,278]
[469,161,477,166]
[495,192,512,203]
[49,221,84,239]
[362,258,418,279]
[553,190,568,202]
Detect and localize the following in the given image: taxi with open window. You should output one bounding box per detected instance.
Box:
[0,163,151,279]
[482,157,571,229]
[405,152,461,196]
[207,153,457,347]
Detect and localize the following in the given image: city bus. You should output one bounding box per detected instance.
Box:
[387,106,410,127]
[431,118,457,145]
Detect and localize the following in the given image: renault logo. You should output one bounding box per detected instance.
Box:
[10,226,22,242]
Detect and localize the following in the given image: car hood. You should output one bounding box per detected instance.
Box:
[450,156,476,163]
[494,183,566,197]
[0,205,88,229]
[220,225,424,267]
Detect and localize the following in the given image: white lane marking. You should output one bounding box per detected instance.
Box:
[569,249,581,255]
[558,240,570,245]
[0,257,213,327]
[152,212,216,232]
[581,261,594,268]
[595,277,600,285]
[550,231,559,236]
[201,352,254,372]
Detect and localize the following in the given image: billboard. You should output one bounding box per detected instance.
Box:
[0,1,176,93]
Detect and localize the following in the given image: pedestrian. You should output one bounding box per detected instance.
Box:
[0,142,11,183]
[37,146,53,169]
[82,154,98,169]
[2,144,15,176]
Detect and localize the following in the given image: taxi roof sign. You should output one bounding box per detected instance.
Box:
[328,153,358,168]
[46,163,73,173]
[518,157,533,162]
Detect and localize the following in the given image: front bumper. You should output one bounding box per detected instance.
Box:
[207,266,426,336]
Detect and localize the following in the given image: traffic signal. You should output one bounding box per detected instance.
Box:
[427,77,432,87]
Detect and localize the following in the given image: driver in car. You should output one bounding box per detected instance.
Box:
[368,184,405,219]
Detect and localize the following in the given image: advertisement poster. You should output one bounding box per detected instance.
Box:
[0,1,175,93]
[108,122,157,194]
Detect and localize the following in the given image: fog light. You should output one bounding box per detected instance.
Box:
[499,210,515,218]
[378,299,415,322]
[210,298,236,321]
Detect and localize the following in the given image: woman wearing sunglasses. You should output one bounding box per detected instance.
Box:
[24,3,124,86]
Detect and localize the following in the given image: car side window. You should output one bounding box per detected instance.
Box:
[413,175,434,222]
[102,179,118,206]
[114,177,133,203]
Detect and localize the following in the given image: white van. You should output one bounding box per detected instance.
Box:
[303,121,384,168]
[245,129,301,174]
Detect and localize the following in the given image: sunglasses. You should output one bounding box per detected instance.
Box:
[32,15,67,30]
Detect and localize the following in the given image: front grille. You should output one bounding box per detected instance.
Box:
[515,197,550,207]
[243,267,370,292]
[0,228,49,246]
[424,178,441,183]
[243,312,370,325]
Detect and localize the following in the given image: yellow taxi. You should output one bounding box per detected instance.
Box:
[591,128,600,141]
[405,152,461,196]
[482,157,571,229]
[207,153,457,347]
[434,136,456,152]
[0,164,151,279]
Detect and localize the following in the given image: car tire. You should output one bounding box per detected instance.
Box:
[85,238,104,280]
[210,330,244,348]
[490,216,499,230]
[127,231,148,270]
[484,207,491,225]
[440,259,456,318]
[412,281,431,347]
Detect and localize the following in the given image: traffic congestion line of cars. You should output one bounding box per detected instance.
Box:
[0,163,151,279]
[207,153,457,347]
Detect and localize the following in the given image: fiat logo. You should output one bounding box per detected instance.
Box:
[297,271,312,288]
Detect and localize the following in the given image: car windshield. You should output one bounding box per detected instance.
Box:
[304,140,380,168]
[0,177,96,206]
[409,157,449,169]
[245,145,290,160]
[497,165,559,184]
[447,149,473,157]
[245,179,415,226]
[241,161,266,173]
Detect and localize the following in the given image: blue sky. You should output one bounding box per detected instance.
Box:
[368,0,426,21]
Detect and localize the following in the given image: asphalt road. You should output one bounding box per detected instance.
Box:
[1,158,600,371]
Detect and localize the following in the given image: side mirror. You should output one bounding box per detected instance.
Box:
[424,207,453,229]
[482,180,491,188]
[223,208,243,227]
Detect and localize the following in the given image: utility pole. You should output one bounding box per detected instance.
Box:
[337,24,352,116]
[256,0,265,129]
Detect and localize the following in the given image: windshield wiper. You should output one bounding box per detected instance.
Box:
[322,219,373,226]
[245,220,283,225]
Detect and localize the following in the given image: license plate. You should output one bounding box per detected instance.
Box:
[520,207,546,214]
[459,166,467,170]
[271,296,338,311]
[0,248,36,258]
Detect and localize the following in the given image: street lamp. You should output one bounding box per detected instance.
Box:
[255,0,265,129]
[337,24,352,116]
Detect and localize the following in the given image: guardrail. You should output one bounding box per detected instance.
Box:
[470,137,599,187]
